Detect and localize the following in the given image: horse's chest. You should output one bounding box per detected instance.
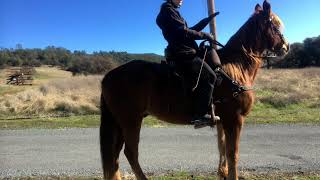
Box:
[239,91,255,116]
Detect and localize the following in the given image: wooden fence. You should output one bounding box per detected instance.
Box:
[6,67,35,85]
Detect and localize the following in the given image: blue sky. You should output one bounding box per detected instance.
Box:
[1,0,319,55]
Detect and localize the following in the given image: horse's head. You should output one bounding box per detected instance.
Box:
[228,0,290,58]
[249,0,289,57]
[220,1,290,84]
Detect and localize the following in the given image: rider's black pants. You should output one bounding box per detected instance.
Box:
[175,56,217,117]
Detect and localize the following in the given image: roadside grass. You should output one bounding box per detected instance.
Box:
[1,109,319,129]
[0,115,172,129]
[1,173,320,180]
[0,115,100,129]
[142,116,172,127]
[246,101,320,124]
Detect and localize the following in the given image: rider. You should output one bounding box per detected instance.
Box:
[156,0,222,128]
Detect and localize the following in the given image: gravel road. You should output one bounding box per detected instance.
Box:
[1,124,320,177]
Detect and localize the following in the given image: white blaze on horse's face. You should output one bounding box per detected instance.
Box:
[270,13,290,56]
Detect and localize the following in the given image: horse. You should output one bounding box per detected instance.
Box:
[99,1,289,180]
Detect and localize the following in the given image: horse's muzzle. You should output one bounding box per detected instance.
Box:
[276,42,290,57]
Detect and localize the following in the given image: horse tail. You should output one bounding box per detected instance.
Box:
[100,93,123,180]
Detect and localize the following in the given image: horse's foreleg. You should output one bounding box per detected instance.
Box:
[224,116,243,180]
[122,117,148,180]
[217,123,228,179]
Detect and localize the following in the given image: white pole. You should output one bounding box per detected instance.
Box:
[207,0,217,49]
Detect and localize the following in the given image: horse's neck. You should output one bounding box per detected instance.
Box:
[217,16,265,85]
[225,19,263,55]
[218,42,263,86]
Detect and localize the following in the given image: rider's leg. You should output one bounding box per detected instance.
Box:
[206,47,222,68]
[191,57,220,128]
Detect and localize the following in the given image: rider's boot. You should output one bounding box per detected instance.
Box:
[193,103,220,129]
[191,82,220,129]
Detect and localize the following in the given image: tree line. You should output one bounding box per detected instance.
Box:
[274,35,320,68]
[0,46,163,75]
[0,35,319,74]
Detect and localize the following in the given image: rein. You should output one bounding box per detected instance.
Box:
[192,47,208,92]
[241,45,276,59]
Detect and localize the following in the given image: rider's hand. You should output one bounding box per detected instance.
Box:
[208,12,220,20]
[201,32,215,42]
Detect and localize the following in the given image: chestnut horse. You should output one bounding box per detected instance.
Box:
[100,1,289,180]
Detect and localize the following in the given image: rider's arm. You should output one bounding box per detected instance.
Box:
[163,6,205,40]
[190,18,211,32]
[190,12,220,32]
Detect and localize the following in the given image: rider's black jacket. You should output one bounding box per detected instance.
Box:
[156,1,212,60]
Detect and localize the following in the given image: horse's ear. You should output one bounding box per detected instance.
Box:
[263,0,271,17]
[254,4,263,14]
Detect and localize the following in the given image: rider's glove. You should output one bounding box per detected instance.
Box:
[201,32,215,42]
[208,12,220,21]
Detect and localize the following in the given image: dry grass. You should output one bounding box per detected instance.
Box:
[255,68,320,107]
[0,75,102,117]
[32,66,72,84]
[0,66,73,96]
[0,66,102,118]
[245,68,320,123]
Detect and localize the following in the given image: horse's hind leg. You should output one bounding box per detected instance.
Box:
[100,96,124,180]
[217,123,228,180]
[100,120,124,180]
[122,116,147,180]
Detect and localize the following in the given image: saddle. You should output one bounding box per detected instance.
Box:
[158,60,191,97]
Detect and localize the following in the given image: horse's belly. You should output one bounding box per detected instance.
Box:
[147,83,193,125]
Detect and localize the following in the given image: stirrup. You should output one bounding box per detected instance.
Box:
[192,114,220,129]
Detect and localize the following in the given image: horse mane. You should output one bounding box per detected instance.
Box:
[219,50,262,85]
[218,12,283,85]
